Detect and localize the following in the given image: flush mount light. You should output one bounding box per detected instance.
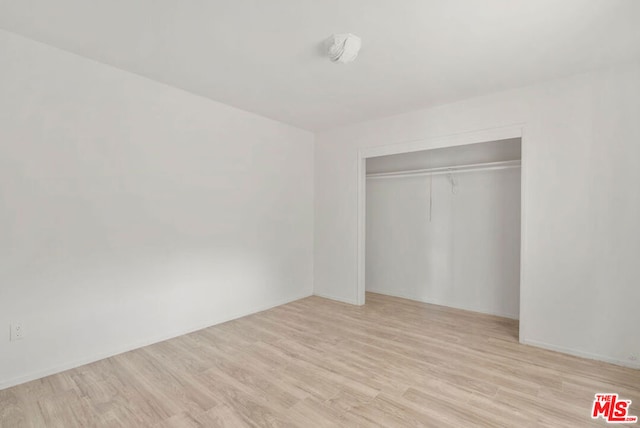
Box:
[325,33,361,64]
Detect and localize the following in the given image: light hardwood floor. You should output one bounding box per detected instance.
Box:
[1,293,638,427]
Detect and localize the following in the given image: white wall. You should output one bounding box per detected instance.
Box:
[366,168,521,319]
[0,30,314,389]
[314,62,640,368]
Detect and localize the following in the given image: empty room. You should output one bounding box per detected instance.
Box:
[1,1,639,427]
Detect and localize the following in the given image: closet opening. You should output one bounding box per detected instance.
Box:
[361,136,523,325]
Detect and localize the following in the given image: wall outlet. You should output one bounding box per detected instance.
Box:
[628,353,638,362]
[10,322,24,341]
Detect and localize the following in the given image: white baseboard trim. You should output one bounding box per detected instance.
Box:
[313,292,359,305]
[520,338,640,370]
[367,289,519,320]
[0,291,312,391]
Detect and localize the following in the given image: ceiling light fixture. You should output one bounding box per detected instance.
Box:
[325,33,361,64]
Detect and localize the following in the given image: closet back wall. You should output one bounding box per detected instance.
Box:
[366,167,521,319]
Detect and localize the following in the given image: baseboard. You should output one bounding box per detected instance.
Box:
[0,291,312,391]
[313,292,359,305]
[520,338,640,370]
[367,289,519,320]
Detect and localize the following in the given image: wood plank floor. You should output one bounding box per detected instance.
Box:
[1,293,638,427]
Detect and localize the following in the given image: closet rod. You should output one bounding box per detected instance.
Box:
[366,160,521,179]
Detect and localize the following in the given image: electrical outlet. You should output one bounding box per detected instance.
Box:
[629,353,638,362]
[10,322,24,341]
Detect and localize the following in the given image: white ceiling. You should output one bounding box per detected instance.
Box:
[1,0,639,131]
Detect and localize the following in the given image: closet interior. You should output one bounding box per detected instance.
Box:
[365,138,522,319]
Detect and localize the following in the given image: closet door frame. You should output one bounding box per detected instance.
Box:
[356,124,527,341]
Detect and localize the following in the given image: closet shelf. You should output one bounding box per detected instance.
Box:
[366,159,521,179]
